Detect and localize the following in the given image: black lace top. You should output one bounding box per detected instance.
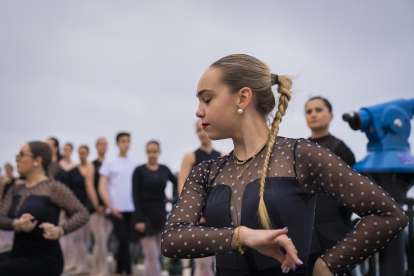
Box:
[0,179,89,253]
[161,137,408,275]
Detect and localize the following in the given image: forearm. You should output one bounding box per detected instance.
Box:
[86,184,100,208]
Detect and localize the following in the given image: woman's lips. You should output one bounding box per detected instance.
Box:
[202,123,209,129]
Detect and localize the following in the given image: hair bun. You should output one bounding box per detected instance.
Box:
[271,74,279,86]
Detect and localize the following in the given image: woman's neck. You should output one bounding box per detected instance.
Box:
[232,116,270,160]
[97,154,105,163]
[25,171,48,187]
[199,141,213,154]
[79,161,87,166]
[118,152,127,158]
[145,162,159,170]
[62,157,72,164]
[310,128,330,139]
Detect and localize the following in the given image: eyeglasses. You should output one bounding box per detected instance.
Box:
[16,152,34,160]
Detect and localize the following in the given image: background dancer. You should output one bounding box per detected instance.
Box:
[99,132,139,276]
[161,54,408,276]
[178,120,222,276]
[0,141,89,276]
[59,143,77,172]
[304,97,356,275]
[67,145,94,275]
[133,140,177,276]
[0,164,17,249]
[86,137,112,276]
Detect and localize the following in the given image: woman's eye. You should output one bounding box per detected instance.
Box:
[204,99,211,104]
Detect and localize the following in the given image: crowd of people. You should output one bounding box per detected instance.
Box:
[0,54,410,276]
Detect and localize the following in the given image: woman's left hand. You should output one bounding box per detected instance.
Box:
[313,258,334,276]
[39,222,63,240]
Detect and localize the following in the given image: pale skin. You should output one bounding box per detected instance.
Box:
[98,136,130,220]
[13,144,65,240]
[135,142,161,234]
[59,144,77,172]
[85,138,107,215]
[195,67,332,275]
[305,99,333,139]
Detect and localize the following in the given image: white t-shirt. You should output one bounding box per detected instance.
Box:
[99,156,140,212]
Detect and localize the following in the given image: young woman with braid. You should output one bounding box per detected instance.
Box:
[161,54,408,276]
[0,141,89,276]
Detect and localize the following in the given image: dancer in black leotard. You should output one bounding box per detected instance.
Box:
[178,120,222,276]
[85,138,112,276]
[67,145,94,275]
[161,54,408,276]
[304,97,356,275]
[0,141,89,276]
[133,140,177,276]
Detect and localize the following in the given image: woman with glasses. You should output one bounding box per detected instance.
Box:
[0,141,89,276]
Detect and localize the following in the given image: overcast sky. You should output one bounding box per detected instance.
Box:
[1,1,413,175]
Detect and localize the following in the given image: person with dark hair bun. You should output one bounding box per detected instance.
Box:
[161,54,408,276]
[304,97,356,275]
[45,137,75,272]
[66,145,94,275]
[132,141,177,276]
[0,141,89,276]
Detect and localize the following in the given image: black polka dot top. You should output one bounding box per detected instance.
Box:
[161,137,408,275]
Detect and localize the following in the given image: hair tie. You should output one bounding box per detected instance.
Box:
[271,74,279,86]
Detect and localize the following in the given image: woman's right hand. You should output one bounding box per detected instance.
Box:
[110,207,123,219]
[237,227,303,273]
[14,213,37,233]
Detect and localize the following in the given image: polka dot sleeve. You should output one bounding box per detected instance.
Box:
[0,187,16,230]
[161,161,235,258]
[294,139,409,274]
[51,182,89,235]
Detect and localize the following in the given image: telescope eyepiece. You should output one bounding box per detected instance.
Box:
[342,112,362,130]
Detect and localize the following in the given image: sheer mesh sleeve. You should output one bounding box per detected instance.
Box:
[294,139,409,274]
[0,187,16,230]
[51,182,89,235]
[161,160,235,258]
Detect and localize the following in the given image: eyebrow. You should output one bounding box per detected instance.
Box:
[196,89,213,98]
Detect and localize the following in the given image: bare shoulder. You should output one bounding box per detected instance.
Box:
[182,151,196,166]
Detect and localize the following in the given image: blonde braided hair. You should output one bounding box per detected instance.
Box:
[210,54,293,229]
[258,75,292,229]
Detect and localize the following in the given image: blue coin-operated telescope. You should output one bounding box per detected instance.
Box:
[343,98,414,276]
[343,98,414,173]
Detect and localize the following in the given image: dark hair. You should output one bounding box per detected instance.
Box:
[48,137,62,161]
[96,138,107,146]
[28,141,52,176]
[210,54,292,229]
[64,143,73,150]
[79,145,89,152]
[306,96,332,113]
[146,140,160,150]
[116,132,130,142]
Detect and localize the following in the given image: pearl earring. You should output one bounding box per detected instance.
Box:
[238,109,243,114]
[34,162,38,166]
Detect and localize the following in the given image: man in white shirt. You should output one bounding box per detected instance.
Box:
[98,132,139,276]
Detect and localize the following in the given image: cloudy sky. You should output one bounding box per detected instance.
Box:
[1,1,413,174]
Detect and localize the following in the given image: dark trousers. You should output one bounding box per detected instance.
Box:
[111,211,134,275]
[0,246,63,276]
